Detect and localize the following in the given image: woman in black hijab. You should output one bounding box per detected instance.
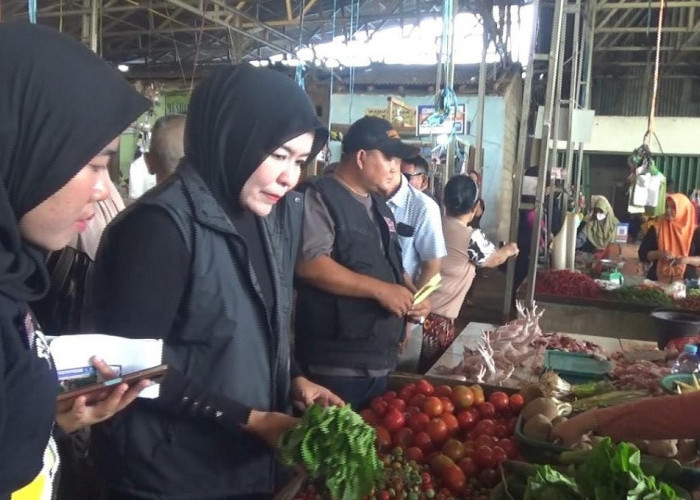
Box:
[0,23,150,497]
[90,64,340,499]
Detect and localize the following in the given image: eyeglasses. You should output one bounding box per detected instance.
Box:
[403,172,425,180]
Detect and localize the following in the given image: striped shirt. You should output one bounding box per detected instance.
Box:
[387,175,447,283]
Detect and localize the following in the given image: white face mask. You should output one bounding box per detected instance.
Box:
[596,212,606,221]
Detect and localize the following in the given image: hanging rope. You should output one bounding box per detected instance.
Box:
[644,0,665,147]
[295,0,307,89]
[423,0,458,145]
[189,4,207,96]
[28,0,37,23]
[163,1,188,88]
[327,0,338,137]
[347,0,360,123]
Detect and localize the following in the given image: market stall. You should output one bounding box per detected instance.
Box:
[279,304,700,500]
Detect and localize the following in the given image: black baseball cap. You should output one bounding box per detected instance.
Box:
[342,116,420,160]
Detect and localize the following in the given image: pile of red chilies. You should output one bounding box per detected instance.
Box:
[535,270,601,298]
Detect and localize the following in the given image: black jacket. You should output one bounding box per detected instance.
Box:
[295,176,405,372]
[91,165,301,499]
[0,297,57,498]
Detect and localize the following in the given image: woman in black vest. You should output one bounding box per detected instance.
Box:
[91,65,340,499]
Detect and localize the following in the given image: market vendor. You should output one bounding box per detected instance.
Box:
[418,175,519,373]
[639,193,700,282]
[576,195,620,254]
[552,390,700,446]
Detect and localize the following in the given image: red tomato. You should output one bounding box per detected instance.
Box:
[457,409,477,430]
[470,385,485,405]
[370,397,388,417]
[441,464,466,494]
[405,405,421,417]
[462,441,475,457]
[477,402,496,419]
[477,468,499,488]
[413,431,435,453]
[399,383,416,402]
[378,491,391,500]
[392,427,414,448]
[465,428,479,441]
[474,434,496,449]
[497,438,517,459]
[473,446,497,469]
[492,446,508,465]
[434,384,453,398]
[405,446,425,463]
[422,396,444,418]
[494,424,509,438]
[388,398,406,412]
[382,390,397,402]
[509,393,525,413]
[457,457,479,478]
[439,412,459,436]
[427,417,449,445]
[488,391,510,413]
[429,453,455,474]
[441,438,466,462]
[451,385,475,410]
[409,393,427,408]
[474,418,496,437]
[375,426,391,451]
[439,396,455,414]
[382,408,405,432]
[505,416,518,434]
[360,409,379,426]
[407,412,430,433]
[416,379,435,396]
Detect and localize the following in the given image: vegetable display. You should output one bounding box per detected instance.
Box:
[280,404,383,500]
[534,270,601,298]
[612,285,673,306]
[291,379,525,499]
[563,439,678,499]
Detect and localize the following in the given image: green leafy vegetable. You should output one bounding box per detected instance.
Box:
[575,438,678,500]
[279,404,382,500]
[524,465,582,500]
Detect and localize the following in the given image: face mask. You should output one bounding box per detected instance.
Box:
[596,213,606,221]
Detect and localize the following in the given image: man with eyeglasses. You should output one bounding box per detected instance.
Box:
[401,156,430,192]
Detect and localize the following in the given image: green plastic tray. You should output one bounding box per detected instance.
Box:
[544,350,612,384]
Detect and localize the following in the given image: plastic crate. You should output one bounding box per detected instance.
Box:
[544,350,612,384]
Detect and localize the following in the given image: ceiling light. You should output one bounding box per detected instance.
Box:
[118,64,129,72]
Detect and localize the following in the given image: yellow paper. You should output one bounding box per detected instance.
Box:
[413,273,442,305]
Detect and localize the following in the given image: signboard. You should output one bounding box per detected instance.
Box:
[164,93,190,115]
[366,108,388,120]
[615,223,630,244]
[416,104,467,136]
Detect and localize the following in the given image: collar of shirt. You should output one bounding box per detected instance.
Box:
[387,174,411,209]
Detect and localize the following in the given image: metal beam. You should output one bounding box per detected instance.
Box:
[596,25,698,32]
[162,0,296,55]
[597,45,700,50]
[598,1,700,8]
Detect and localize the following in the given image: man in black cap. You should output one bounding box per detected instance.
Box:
[294,116,430,408]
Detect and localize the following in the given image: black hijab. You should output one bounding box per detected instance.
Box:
[184,64,328,213]
[0,23,150,302]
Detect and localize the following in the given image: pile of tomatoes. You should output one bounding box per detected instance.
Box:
[359,379,525,499]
